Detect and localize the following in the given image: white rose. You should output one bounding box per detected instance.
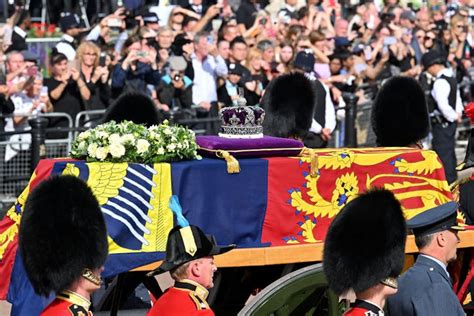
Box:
[157,147,165,155]
[163,128,173,136]
[95,146,109,161]
[87,143,98,158]
[109,133,121,144]
[136,139,150,154]
[177,143,183,149]
[167,143,176,152]
[121,134,135,144]
[109,143,126,158]
[97,131,109,139]
[78,130,91,141]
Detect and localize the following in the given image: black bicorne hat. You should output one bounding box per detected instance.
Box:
[147,225,234,276]
[19,175,108,296]
[323,188,407,295]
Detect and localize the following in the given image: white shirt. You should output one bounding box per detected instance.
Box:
[419,254,451,280]
[309,82,336,134]
[431,68,463,122]
[4,93,35,161]
[191,53,227,105]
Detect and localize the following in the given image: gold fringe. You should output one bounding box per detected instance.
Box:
[299,148,319,178]
[216,150,241,174]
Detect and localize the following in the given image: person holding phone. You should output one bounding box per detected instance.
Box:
[450,13,472,71]
[4,73,53,162]
[76,42,110,112]
[111,35,161,99]
[44,53,85,138]
[156,56,193,119]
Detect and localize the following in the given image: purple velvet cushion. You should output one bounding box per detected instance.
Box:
[196,136,304,158]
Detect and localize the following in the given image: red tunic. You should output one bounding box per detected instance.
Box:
[344,300,383,316]
[148,280,214,316]
[41,290,93,316]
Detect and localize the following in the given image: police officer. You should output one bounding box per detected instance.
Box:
[387,202,466,316]
[18,175,108,315]
[147,224,234,315]
[422,50,463,184]
[55,13,84,61]
[323,189,407,315]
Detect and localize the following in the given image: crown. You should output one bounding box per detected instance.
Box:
[218,95,265,139]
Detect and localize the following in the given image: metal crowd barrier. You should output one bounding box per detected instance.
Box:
[0,112,73,208]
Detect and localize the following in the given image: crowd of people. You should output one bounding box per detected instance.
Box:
[0,0,472,173]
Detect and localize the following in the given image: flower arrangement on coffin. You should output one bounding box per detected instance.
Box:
[70,120,201,163]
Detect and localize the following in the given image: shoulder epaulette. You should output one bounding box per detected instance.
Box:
[188,291,210,310]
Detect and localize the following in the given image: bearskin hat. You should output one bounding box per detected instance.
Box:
[261,72,315,139]
[323,188,407,295]
[103,91,163,127]
[372,76,429,147]
[19,175,108,296]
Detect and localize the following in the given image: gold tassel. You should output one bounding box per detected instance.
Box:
[216,150,240,174]
[299,148,319,178]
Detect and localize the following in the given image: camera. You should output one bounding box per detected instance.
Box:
[260,17,267,25]
[136,51,148,58]
[173,74,181,81]
[99,53,107,67]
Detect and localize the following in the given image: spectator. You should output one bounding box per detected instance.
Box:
[45,53,88,138]
[236,0,259,32]
[243,48,265,104]
[191,32,228,120]
[275,40,295,75]
[143,12,160,32]
[4,73,53,162]
[76,42,110,111]
[111,35,161,98]
[217,39,231,60]
[156,56,193,117]
[217,63,245,107]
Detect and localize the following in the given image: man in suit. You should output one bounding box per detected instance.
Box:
[387,202,466,316]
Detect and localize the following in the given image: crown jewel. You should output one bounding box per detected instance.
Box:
[218,89,265,139]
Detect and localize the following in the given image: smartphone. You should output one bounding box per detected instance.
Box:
[99,53,107,67]
[207,35,214,45]
[40,86,48,97]
[260,17,267,25]
[463,26,469,33]
[107,18,122,28]
[136,51,148,57]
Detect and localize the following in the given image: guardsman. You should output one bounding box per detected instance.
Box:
[323,189,407,315]
[387,202,466,316]
[147,223,234,315]
[19,175,108,315]
[371,76,430,148]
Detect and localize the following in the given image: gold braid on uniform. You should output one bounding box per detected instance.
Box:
[82,269,102,286]
[57,290,91,312]
[175,280,211,310]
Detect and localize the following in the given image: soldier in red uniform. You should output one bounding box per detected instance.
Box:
[147,224,234,315]
[323,189,407,315]
[19,175,108,316]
